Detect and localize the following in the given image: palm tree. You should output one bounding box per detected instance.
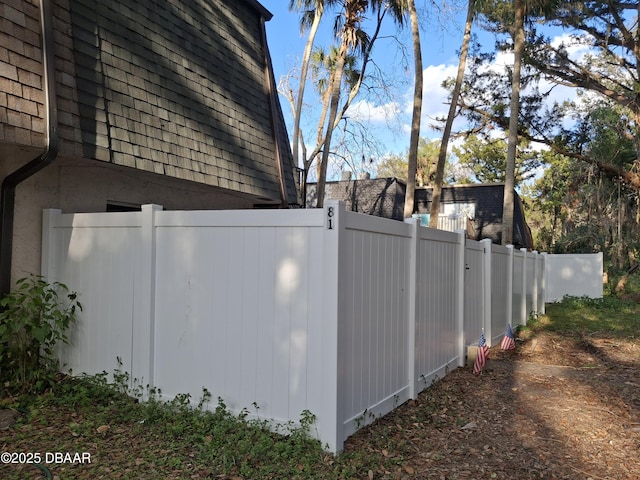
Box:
[503,0,559,244]
[349,0,419,219]
[429,0,475,227]
[310,46,360,180]
[289,0,332,203]
[315,0,370,208]
[295,1,392,207]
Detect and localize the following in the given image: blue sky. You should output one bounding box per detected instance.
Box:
[259,1,581,179]
[262,1,468,72]
[260,1,477,160]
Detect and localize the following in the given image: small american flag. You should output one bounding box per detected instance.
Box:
[473,332,489,374]
[500,323,516,350]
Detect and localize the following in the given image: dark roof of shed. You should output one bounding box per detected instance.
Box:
[307,177,533,249]
[306,177,406,220]
[415,183,533,249]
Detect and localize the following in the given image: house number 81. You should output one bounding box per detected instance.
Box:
[327,206,334,230]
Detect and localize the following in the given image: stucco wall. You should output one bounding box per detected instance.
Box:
[12,157,255,282]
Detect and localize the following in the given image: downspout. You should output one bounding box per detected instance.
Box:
[259,16,289,208]
[0,0,58,297]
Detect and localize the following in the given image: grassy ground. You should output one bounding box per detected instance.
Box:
[1,289,639,479]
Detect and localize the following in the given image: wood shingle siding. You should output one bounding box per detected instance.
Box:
[0,0,45,148]
[2,0,297,205]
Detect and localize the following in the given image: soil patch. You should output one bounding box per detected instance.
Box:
[345,331,640,479]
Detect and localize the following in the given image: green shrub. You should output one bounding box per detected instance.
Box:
[0,275,82,393]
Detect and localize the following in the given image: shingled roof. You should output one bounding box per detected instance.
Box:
[56,0,297,205]
[415,183,533,249]
[308,177,533,249]
[306,176,406,220]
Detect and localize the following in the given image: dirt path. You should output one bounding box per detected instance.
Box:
[345,332,640,479]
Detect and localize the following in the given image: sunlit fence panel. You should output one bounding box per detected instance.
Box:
[339,211,412,437]
[463,240,485,348]
[544,253,603,302]
[414,227,462,391]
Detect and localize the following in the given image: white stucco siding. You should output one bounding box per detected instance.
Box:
[11,157,256,283]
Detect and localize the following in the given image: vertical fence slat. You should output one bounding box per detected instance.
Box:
[406,218,418,399]
[134,204,162,391]
[324,200,345,452]
[505,245,514,340]
[481,239,492,343]
[539,254,546,314]
[456,231,465,367]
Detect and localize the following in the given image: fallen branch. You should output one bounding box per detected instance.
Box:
[615,263,640,293]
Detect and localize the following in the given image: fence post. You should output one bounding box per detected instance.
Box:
[506,245,514,339]
[322,200,345,453]
[455,230,466,367]
[132,204,162,394]
[520,248,528,326]
[405,217,419,398]
[540,253,547,314]
[480,239,492,345]
[41,209,62,280]
[531,251,538,317]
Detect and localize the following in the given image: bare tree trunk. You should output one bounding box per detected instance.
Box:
[293,11,323,190]
[403,0,423,219]
[315,73,334,180]
[502,0,524,245]
[430,0,474,227]
[615,262,640,293]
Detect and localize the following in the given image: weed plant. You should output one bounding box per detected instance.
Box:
[7,293,639,479]
[0,276,81,394]
[525,293,640,339]
[6,371,348,479]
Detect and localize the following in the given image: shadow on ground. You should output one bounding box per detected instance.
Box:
[344,331,640,479]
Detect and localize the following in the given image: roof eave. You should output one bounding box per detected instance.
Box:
[246,0,273,20]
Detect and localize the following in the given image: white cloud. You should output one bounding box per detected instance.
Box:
[385,63,463,144]
[420,63,459,122]
[348,99,402,123]
[551,32,593,59]
[348,64,467,137]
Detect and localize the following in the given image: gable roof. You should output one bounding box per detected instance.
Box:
[57,0,297,205]
[306,177,406,220]
[415,183,533,249]
[307,177,533,249]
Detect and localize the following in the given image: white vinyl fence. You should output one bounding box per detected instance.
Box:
[544,252,603,302]
[42,201,551,452]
